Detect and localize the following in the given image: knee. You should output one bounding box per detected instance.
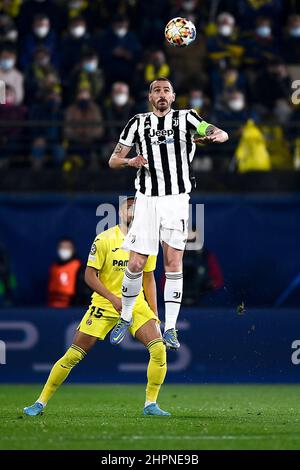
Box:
[128,254,148,273]
[61,345,86,368]
[164,256,182,273]
[149,339,166,366]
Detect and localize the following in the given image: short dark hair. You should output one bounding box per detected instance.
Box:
[120,196,135,208]
[149,77,174,93]
[34,13,49,22]
[70,15,86,24]
[58,236,75,246]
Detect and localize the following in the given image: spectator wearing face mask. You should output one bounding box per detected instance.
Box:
[281,15,300,64]
[217,0,283,33]
[17,0,65,36]
[212,67,248,105]
[47,237,83,308]
[60,16,93,79]
[24,46,60,105]
[68,49,104,103]
[0,46,24,104]
[104,81,134,149]
[0,14,18,46]
[19,14,58,71]
[188,88,210,119]
[98,14,141,85]
[64,87,103,166]
[29,86,65,170]
[0,85,27,164]
[207,12,245,71]
[243,17,280,69]
[211,90,258,160]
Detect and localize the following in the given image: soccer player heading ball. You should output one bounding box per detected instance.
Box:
[109,77,229,349]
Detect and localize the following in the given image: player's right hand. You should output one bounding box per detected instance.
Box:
[128,155,148,168]
[111,296,122,313]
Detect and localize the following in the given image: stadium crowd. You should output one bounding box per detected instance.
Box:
[0,0,299,171]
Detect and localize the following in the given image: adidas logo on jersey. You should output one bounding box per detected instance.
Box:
[149,129,174,138]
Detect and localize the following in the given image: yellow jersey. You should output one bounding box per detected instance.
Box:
[87,225,157,312]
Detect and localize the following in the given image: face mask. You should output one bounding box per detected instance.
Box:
[0,58,15,70]
[183,1,195,12]
[58,248,73,261]
[114,27,127,38]
[228,99,244,112]
[290,27,300,37]
[34,26,50,38]
[113,93,128,106]
[71,25,86,38]
[256,26,271,37]
[6,30,18,41]
[218,25,233,37]
[190,97,203,108]
[78,98,90,109]
[83,61,98,73]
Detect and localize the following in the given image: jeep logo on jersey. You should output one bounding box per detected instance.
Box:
[149,129,174,138]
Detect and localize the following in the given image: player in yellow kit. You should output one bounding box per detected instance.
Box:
[24,197,170,417]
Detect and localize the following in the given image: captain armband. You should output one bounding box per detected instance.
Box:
[196,121,211,137]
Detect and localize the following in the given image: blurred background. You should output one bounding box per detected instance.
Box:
[1,0,300,384]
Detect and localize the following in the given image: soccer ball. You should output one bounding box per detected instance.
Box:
[165,17,196,47]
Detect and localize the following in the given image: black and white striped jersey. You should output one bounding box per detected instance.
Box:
[118,108,203,196]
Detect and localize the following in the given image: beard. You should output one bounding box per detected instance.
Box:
[154,99,170,111]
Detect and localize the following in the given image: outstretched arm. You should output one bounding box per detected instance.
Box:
[108,143,148,169]
[194,122,229,144]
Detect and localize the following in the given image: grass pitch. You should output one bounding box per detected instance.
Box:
[1,384,300,450]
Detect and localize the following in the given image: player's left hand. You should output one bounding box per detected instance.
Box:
[194,130,228,144]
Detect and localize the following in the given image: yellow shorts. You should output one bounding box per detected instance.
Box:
[77,300,159,340]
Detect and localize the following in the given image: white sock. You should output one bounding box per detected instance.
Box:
[164,272,183,332]
[121,268,143,322]
[145,400,155,407]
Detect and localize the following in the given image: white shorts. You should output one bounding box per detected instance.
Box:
[122,191,190,255]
